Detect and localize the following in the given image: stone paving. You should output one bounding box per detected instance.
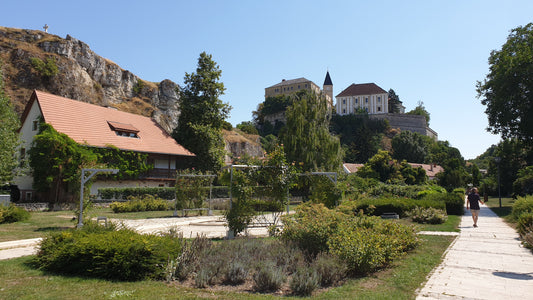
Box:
[416,203,533,299]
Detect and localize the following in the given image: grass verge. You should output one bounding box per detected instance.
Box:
[484,196,514,222]
[0,235,454,299]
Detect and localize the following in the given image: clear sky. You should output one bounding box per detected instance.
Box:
[3,0,532,159]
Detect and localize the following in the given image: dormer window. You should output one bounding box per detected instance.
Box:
[107,121,140,138]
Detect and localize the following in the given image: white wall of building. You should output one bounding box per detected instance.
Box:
[335,92,389,115]
[13,100,42,191]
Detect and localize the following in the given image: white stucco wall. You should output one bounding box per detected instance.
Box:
[13,100,42,191]
[335,92,389,115]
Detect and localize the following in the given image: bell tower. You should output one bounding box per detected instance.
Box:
[323,71,333,107]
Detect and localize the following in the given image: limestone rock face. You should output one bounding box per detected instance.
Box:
[0,27,180,132]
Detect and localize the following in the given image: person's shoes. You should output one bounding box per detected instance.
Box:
[473,224,478,228]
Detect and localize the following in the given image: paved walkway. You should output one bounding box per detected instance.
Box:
[417,203,533,299]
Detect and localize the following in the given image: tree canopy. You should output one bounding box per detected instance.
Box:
[406,101,430,126]
[172,52,231,171]
[0,65,20,183]
[29,123,98,202]
[388,88,403,113]
[477,23,533,144]
[280,90,343,172]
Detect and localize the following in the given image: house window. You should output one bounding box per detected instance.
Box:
[378,97,381,102]
[342,99,346,104]
[355,98,358,104]
[32,120,39,131]
[298,85,300,89]
[305,84,308,88]
[20,148,26,167]
[25,191,32,202]
[342,109,346,114]
[365,98,368,103]
[378,106,381,112]
[108,121,140,139]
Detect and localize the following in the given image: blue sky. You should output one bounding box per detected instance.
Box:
[3,0,532,159]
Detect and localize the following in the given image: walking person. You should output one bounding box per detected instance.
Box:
[466,187,484,228]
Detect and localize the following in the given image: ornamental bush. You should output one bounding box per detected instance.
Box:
[0,204,30,224]
[98,187,175,200]
[110,195,170,213]
[327,216,418,275]
[34,221,182,281]
[511,196,533,221]
[280,202,342,256]
[408,207,448,224]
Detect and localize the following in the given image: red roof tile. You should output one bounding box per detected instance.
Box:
[29,90,194,157]
[336,83,387,97]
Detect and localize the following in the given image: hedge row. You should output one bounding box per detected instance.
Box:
[98,187,175,200]
[338,191,464,217]
[34,222,182,281]
[110,196,172,213]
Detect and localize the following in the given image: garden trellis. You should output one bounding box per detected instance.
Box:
[174,173,217,217]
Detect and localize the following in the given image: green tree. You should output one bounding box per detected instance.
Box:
[0,65,20,183]
[330,114,388,163]
[391,131,431,163]
[236,121,259,135]
[280,90,343,172]
[357,150,400,183]
[477,23,533,144]
[28,123,98,203]
[388,88,403,113]
[407,101,430,126]
[172,52,231,171]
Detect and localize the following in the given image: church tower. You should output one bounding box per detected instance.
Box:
[323,71,333,107]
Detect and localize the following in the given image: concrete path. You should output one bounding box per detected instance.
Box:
[417,203,533,299]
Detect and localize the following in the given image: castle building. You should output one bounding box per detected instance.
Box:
[335,83,388,115]
[264,71,333,107]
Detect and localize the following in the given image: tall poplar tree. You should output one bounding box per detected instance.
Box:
[172,52,231,171]
[0,65,20,183]
[280,90,343,172]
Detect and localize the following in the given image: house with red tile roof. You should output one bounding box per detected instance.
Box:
[13,90,195,202]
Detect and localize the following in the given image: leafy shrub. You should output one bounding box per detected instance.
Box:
[249,199,284,212]
[408,207,448,224]
[511,196,533,221]
[253,263,286,292]
[289,267,319,296]
[311,252,346,287]
[517,212,533,237]
[422,192,464,215]
[327,216,418,275]
[0,204,30,224]
[280,203,342,256]
[34,222,182,281]
[98,187,175,200]
[110,195,170,213]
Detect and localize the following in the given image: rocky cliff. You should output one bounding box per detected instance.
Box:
[0,26,179,132]
[0,26,264,159]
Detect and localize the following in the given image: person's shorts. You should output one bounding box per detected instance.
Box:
[471,209,480,215]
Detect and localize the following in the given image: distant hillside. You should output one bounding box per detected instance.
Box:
[0,26,180,132]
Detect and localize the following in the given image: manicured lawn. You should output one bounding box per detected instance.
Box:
[0,235,454,299]
[396,214,461,232]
